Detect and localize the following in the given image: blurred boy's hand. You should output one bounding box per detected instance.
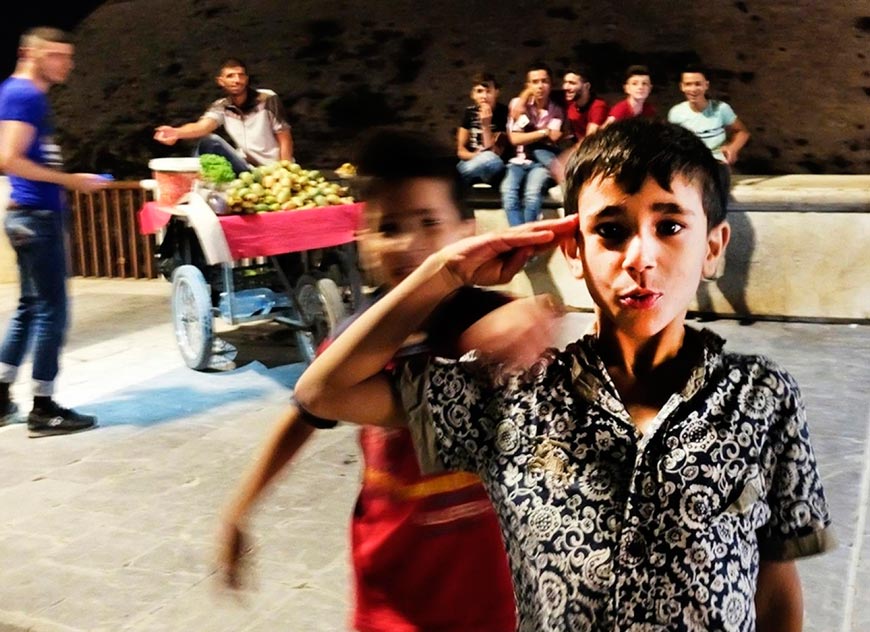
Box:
[460,294,563,372]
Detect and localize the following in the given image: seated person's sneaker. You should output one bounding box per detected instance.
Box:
[1,400,18,426]
[27,401,97,438]
[548,185,564,203]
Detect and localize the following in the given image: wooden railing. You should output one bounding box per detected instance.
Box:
[68,181,158,279]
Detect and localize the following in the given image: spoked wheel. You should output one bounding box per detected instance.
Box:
[319,245,363,313]
[294,273,347,364]
[171,265,214,370]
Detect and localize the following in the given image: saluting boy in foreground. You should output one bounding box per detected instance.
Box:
[295,119,833,632]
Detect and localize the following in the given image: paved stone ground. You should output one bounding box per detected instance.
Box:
[0,278,867,631]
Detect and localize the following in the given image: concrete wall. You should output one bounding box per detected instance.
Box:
[476,175,870,323]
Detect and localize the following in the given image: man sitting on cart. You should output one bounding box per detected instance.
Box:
[153,57,293,175]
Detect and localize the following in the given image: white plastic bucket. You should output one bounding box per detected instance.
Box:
[149,157,201,205]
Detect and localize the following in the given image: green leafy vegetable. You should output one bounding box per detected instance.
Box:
[199,154,236,184]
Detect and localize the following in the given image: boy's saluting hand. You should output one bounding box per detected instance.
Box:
[434,216,578,290]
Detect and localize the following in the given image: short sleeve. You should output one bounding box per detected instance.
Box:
[202,99,225,125]
[589,99,609,125]
[0,86,44,126]
[717,101,737,127]
[757,369,834,560]
[547,103,564,131]
[262,92,291,132]
[396,355,496,477]
[666,104,681,124]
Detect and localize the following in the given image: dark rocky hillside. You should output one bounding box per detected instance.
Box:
[32,0,870,178]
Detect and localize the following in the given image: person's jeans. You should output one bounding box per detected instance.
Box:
[457,150,505,185]
[500,160,554,226]
[196,134,252,176]
[0,209,69,396]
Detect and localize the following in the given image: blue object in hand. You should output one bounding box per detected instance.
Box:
[98,173,115,181]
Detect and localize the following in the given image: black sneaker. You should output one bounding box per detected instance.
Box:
[1,400,18,427]
[27,402,97,438]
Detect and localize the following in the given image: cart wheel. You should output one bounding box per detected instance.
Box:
[295,274,346,357]
[171,265,214,370]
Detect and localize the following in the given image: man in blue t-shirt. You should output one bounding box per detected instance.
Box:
[0,27,109,437]
[668,64,750,210]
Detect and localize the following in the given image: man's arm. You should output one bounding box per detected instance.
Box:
[755,559,803,632]
[456,127,477,161]
[721,117,750,165]
[509,126,554,146]
[153,116,219,146]
[294,217,577,427]
[586,100,609,137]
[276,128,294,162]
[0,120,108,193]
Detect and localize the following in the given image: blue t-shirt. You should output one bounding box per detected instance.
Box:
[0,76,66,211]
[667,100,737,163]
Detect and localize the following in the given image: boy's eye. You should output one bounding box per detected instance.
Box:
[657,220,684,236]
[421,217,441,228]
[594,223,628,242]
[379,222,398,236]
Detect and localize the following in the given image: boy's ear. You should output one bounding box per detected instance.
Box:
[558,229,585,280]
[703,221,731,279]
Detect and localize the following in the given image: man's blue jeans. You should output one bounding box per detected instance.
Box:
[500,157,554,226]
[0,209,69,396]
[196,134,252,176]
[457,150,505,185]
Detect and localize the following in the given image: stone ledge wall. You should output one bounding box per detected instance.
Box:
[48,0,870,180]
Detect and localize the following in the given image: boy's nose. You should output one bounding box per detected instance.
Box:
[622,233,656,272]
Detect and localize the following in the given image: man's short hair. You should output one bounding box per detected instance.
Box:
[625,64,650,81]
[471,71,499,90]
[526,61,552,80]
[354,127,472,220]
[20,27,72,48]
[565,63,592,84]
[563,118,726,227]
[218,57,248,74]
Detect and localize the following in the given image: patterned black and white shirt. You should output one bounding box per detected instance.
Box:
[399,328,833,632]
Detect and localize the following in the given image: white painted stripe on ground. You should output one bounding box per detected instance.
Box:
[841,403,870,632]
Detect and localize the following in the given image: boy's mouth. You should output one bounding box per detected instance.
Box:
[618,290,662,310]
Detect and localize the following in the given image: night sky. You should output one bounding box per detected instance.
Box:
[0,2,104,77]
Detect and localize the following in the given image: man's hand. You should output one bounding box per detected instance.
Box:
[721,144,739,165]
[435,216,578,289]
[478,102,492,125]
[153,125,179,145]
[69,173,111,194]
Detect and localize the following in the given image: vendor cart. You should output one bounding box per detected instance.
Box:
[138,191,364,370]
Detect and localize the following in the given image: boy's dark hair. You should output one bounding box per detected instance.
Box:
[21,27,72,47]
[354,127,472,220]
[218,57,248,74]
[471,71,499,90]
[563,118,726,228]
[625,64,650,81]
[681,63,708,80]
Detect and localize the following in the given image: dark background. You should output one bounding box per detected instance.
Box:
[3,1,870,180]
